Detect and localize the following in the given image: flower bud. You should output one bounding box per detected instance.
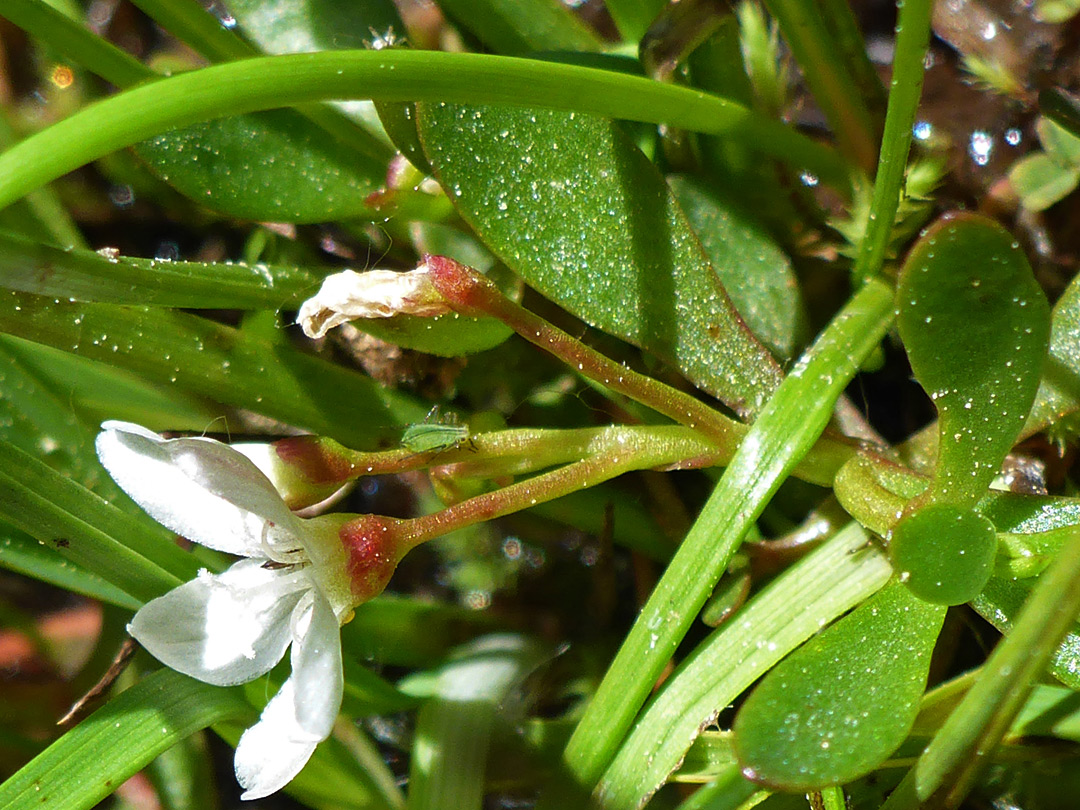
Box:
[232,439,349,510]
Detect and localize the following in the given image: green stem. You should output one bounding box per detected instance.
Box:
[0,50,849,213]
[3,0,390,167]
[852,0,933,281]
[126,0,391,162]
[0,112,84,249]
[880,524,1080,810]
[400,426,714,549]
[821,786,847,810]
[762,0,877,174]
[284,425,720,484]
[282,422,856,518]
[545,278,895,799]
[429,426,717,480]
[427,257,743,448]
[426,257,862,485]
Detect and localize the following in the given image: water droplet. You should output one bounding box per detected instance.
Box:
[969,130,994,167]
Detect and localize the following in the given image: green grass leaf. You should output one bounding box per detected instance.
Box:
[0,50,850,215]
[597,523,891,808]
[0,522,140,609]
[407,634,547,810]
[0,440,193,603]
[0,227,319,308]
[3,0,391,223]
[973,572,1080,691]
[0,669,249,810]
[0,291,426,449]
[552,279,893,797]
[0,334,219,431]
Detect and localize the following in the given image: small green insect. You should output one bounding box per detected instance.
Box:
[401,406,474,455]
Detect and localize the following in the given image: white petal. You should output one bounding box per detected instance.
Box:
[128,559,310,686]
[234,677,322,801]
[96,421,302,558]
[290,588,344,739]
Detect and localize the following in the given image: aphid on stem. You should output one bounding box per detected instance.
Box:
[401,405,476,455]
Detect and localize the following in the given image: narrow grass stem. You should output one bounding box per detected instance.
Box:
[853,0,933,281]
[0,50,850,212]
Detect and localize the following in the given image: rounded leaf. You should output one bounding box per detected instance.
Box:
[733,581,945,790]
[898,213,1050,507]
[890,503,997,605]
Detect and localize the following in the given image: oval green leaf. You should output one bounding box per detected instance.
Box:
[733,581,946,790]
[897,212,1051,507]
[669,174,806,360]
[228,0,403,53]
[416,103,784,418]
[889,502,997,605]
[1008,152,1080,212]
[135,110,385,223]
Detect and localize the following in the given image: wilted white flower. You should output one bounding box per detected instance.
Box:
[297,267,449,339]
[96,421,358,800]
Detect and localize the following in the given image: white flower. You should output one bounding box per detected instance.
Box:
[95,421,356,800]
